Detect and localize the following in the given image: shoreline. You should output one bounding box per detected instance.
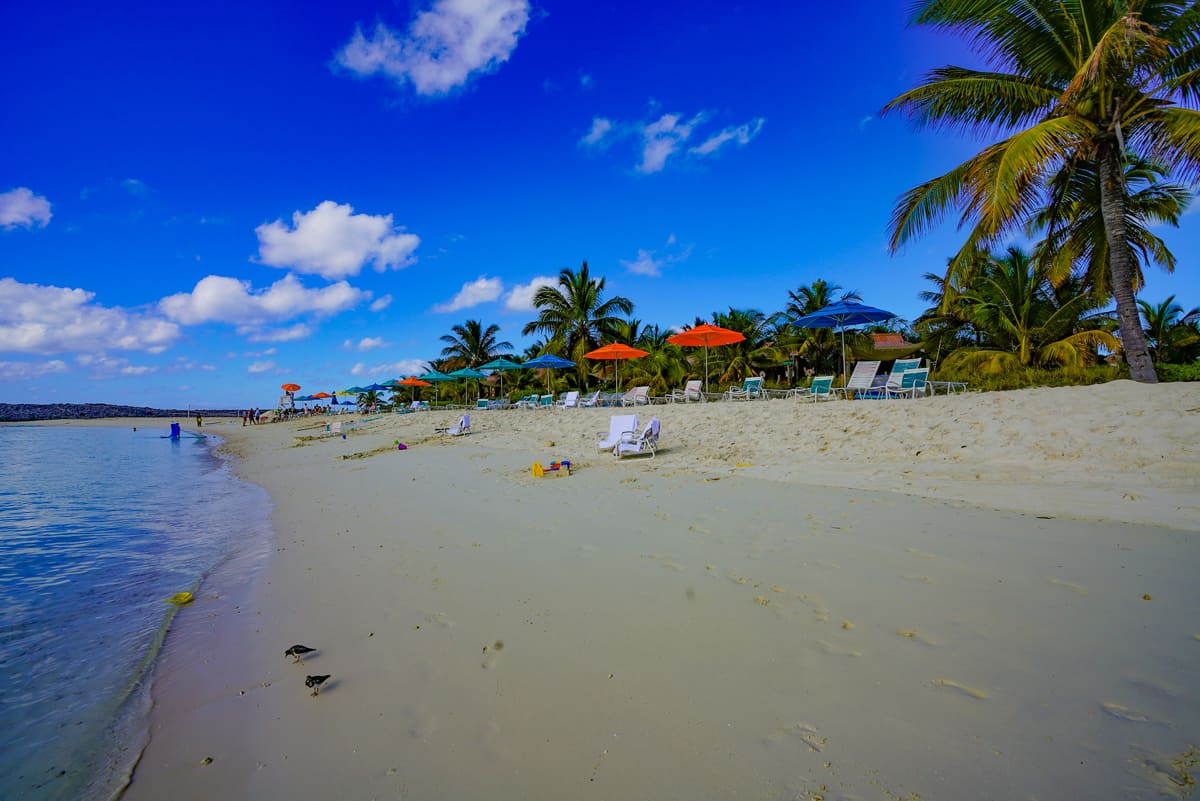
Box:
[39,382,1200,799]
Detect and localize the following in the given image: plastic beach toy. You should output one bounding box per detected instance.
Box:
[167,591,194,605]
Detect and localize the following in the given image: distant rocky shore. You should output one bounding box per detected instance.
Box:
[0,403,240,422]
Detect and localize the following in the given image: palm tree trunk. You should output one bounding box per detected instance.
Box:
[1098,148,1157,383]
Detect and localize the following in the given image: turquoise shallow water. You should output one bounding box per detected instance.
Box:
[0,424,272,801]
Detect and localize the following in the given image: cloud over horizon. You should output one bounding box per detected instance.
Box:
[0,277,179,355]
[503,275,557,311]
[256,201,420,281]
[334,0,530,96]
[159,273,368,334]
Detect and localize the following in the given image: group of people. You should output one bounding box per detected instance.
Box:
[242,408,264,426]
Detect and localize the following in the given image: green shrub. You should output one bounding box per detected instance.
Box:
[1155,363,1200,382]
[930,364,1128,391]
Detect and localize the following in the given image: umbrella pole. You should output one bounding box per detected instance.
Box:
[841,327,847,383]
[704,345,710,395]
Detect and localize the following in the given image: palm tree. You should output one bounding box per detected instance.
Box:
[523,262,634,389]
[1032,155,1191,298]
[707,308,780,384]
[623,325,687,395]
[783,279,862,319]
[1139,295,1200,363]
[884,1,1200,382]
[439,320,513,369]
[942,246,1118,374]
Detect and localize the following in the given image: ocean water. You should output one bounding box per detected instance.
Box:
[0,424,272,801]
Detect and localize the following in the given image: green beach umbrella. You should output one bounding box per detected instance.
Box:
[479,357,522,397]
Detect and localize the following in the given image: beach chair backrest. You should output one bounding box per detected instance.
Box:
[889,358,922,380]
[898,368,927,391]
[810,376,834,396]
[539,394,553,407]
[476,398,489,409]
[611,414,639,438]
[745,377,763,391]
[846,360,881,389]
[685,379,701,398]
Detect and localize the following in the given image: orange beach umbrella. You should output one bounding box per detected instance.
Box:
[584,343,648,392]
[667,324,745,394]
[310,392,332,399]
[396,375,432,402]
[281,383,301,392]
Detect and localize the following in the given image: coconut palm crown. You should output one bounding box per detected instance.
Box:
[522,262,634,389]
[883,0,1200,382]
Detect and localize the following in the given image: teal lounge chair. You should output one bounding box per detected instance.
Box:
[725,376,765,401]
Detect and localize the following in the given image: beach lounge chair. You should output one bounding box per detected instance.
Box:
[514,394,538,409]
[556,390,580,409]
[615,417,659,459]
[538,394,554,409]
[790,375,835,401]
[832,360,881,399]
[886,368,929,399]
[580,390,601,408]
[724,376,765,401]
[597,414,639,451]
[621,386,650,406]
[669,380,704,403]
[437,414,471,435]
[476,398,490,410]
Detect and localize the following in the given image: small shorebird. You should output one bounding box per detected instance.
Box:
[284,644,316,663]
[305,674,331,697]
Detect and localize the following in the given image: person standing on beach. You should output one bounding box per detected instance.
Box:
[195,412,203,427]
[242,409,248,426]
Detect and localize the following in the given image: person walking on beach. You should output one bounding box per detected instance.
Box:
[242,409,248,426]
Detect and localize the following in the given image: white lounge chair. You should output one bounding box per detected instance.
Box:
[580,390,601,408]
[615,417,659,459]
[621,386,650,406]
[556,390,580,409]
[832,360,881,399]
[597,414,639,451]
[669,380,703,403]
[438,414,471,435]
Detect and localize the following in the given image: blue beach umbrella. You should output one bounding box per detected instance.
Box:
[521,353,575,393]
[794,300,897,381]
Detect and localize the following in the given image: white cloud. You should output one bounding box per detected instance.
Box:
[0,277,179,355]
[689,117,766,157]
[247,361,277,374]
[75,353,157,378]
[620,249,663,277]
[334,0,530,96]
[581,110,765,173]
[256,201,420,280]
[639,112,707,173]
[356,336,387,351]
[246,324,312,343]
[159,273,367,327]
[350,358,426,378]
[580,117,613,147]
[0,359,68,380]
[433,275,503,312]
[619,238,693,278]
[0,188,52,230]
[121,178,149,195]
[503,275,556,311]
[370,294,394,312]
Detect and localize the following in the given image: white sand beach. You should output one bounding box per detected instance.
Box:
[115,381,1200,800]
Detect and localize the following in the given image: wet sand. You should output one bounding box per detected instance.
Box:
[112,383,1200,800]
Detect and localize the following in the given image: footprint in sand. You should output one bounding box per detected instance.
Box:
[818,639,862,657]
[904,547,939,559]
[896,629,939,646]
[1101,702,1163,724]
[781,722,827,753]
[1048,578,1089,595]
[931,678,988,700]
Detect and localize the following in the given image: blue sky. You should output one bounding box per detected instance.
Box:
[2,1,1196,408]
